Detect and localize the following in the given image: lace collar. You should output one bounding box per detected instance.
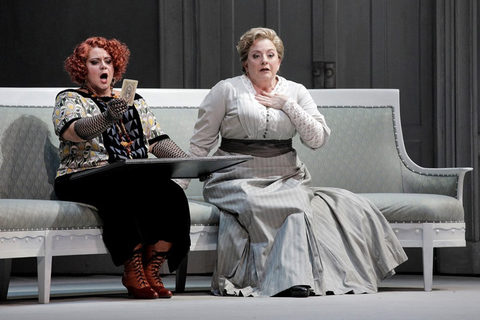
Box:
[241,74,288,95]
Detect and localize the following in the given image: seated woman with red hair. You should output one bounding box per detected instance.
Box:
[52,36,191,300]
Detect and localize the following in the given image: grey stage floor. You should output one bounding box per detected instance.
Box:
[1,273,480,319]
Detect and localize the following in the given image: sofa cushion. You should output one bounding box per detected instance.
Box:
[187,193,465,225]
[0,198,221,231]
[187,198,220,225]
[360,193,464,223]
[0,199,102,231]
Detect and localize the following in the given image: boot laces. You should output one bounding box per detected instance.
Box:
[147,252,167,284]
[131,250,149,286]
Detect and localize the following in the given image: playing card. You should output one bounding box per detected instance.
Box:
[121,79,138,106]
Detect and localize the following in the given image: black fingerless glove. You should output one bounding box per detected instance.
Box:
[74,98,128,140]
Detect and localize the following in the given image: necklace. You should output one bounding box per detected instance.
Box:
[82,84,133,159]
[115,122,133,158]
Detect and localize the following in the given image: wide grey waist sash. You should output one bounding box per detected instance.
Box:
[220,138,293,157]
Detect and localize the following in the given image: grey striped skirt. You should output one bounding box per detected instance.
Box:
[204,149,408,297]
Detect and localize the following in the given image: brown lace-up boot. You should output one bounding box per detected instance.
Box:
[122,245,159,299]
[143,245,173,298]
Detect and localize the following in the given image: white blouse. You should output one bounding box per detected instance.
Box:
[188,75,331,158]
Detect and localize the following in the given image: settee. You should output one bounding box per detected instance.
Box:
[0,87,472,303]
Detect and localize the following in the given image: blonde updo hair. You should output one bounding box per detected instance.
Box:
[236,27,284,73]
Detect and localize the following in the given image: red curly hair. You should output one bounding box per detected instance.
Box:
[64,37,130,85]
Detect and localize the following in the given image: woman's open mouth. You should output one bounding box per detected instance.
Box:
[100,73,109,83]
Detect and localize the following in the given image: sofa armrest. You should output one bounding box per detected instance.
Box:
[400,164,472,204]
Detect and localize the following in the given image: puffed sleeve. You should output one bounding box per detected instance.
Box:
[52,91,95,137]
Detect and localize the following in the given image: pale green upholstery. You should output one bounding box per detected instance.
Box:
[360,193,464,223]
[187,199,220,225]
[149,107,204,198]
[0,107,103,231]
[300,107,405,193]
[294,106,464,223]
[0,199,101,230]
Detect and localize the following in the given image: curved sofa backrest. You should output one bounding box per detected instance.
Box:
[294,105,404,193]
[0,88,413,199]
[0,105,59,199]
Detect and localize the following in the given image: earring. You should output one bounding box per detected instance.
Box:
[111,78,116,89]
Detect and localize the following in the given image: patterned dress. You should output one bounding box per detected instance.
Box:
[186,75,408,296]
[52,90,191,268]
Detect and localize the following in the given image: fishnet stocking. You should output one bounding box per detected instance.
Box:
[151,138,188,158]
[74,98,127,140]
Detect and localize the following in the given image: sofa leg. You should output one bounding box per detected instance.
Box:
[37,251,53,304]
[175,254,188,293]
[0,259,12,301]
[422,223,434,292]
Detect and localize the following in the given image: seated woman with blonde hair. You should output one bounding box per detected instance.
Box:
[177,27,407,298]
